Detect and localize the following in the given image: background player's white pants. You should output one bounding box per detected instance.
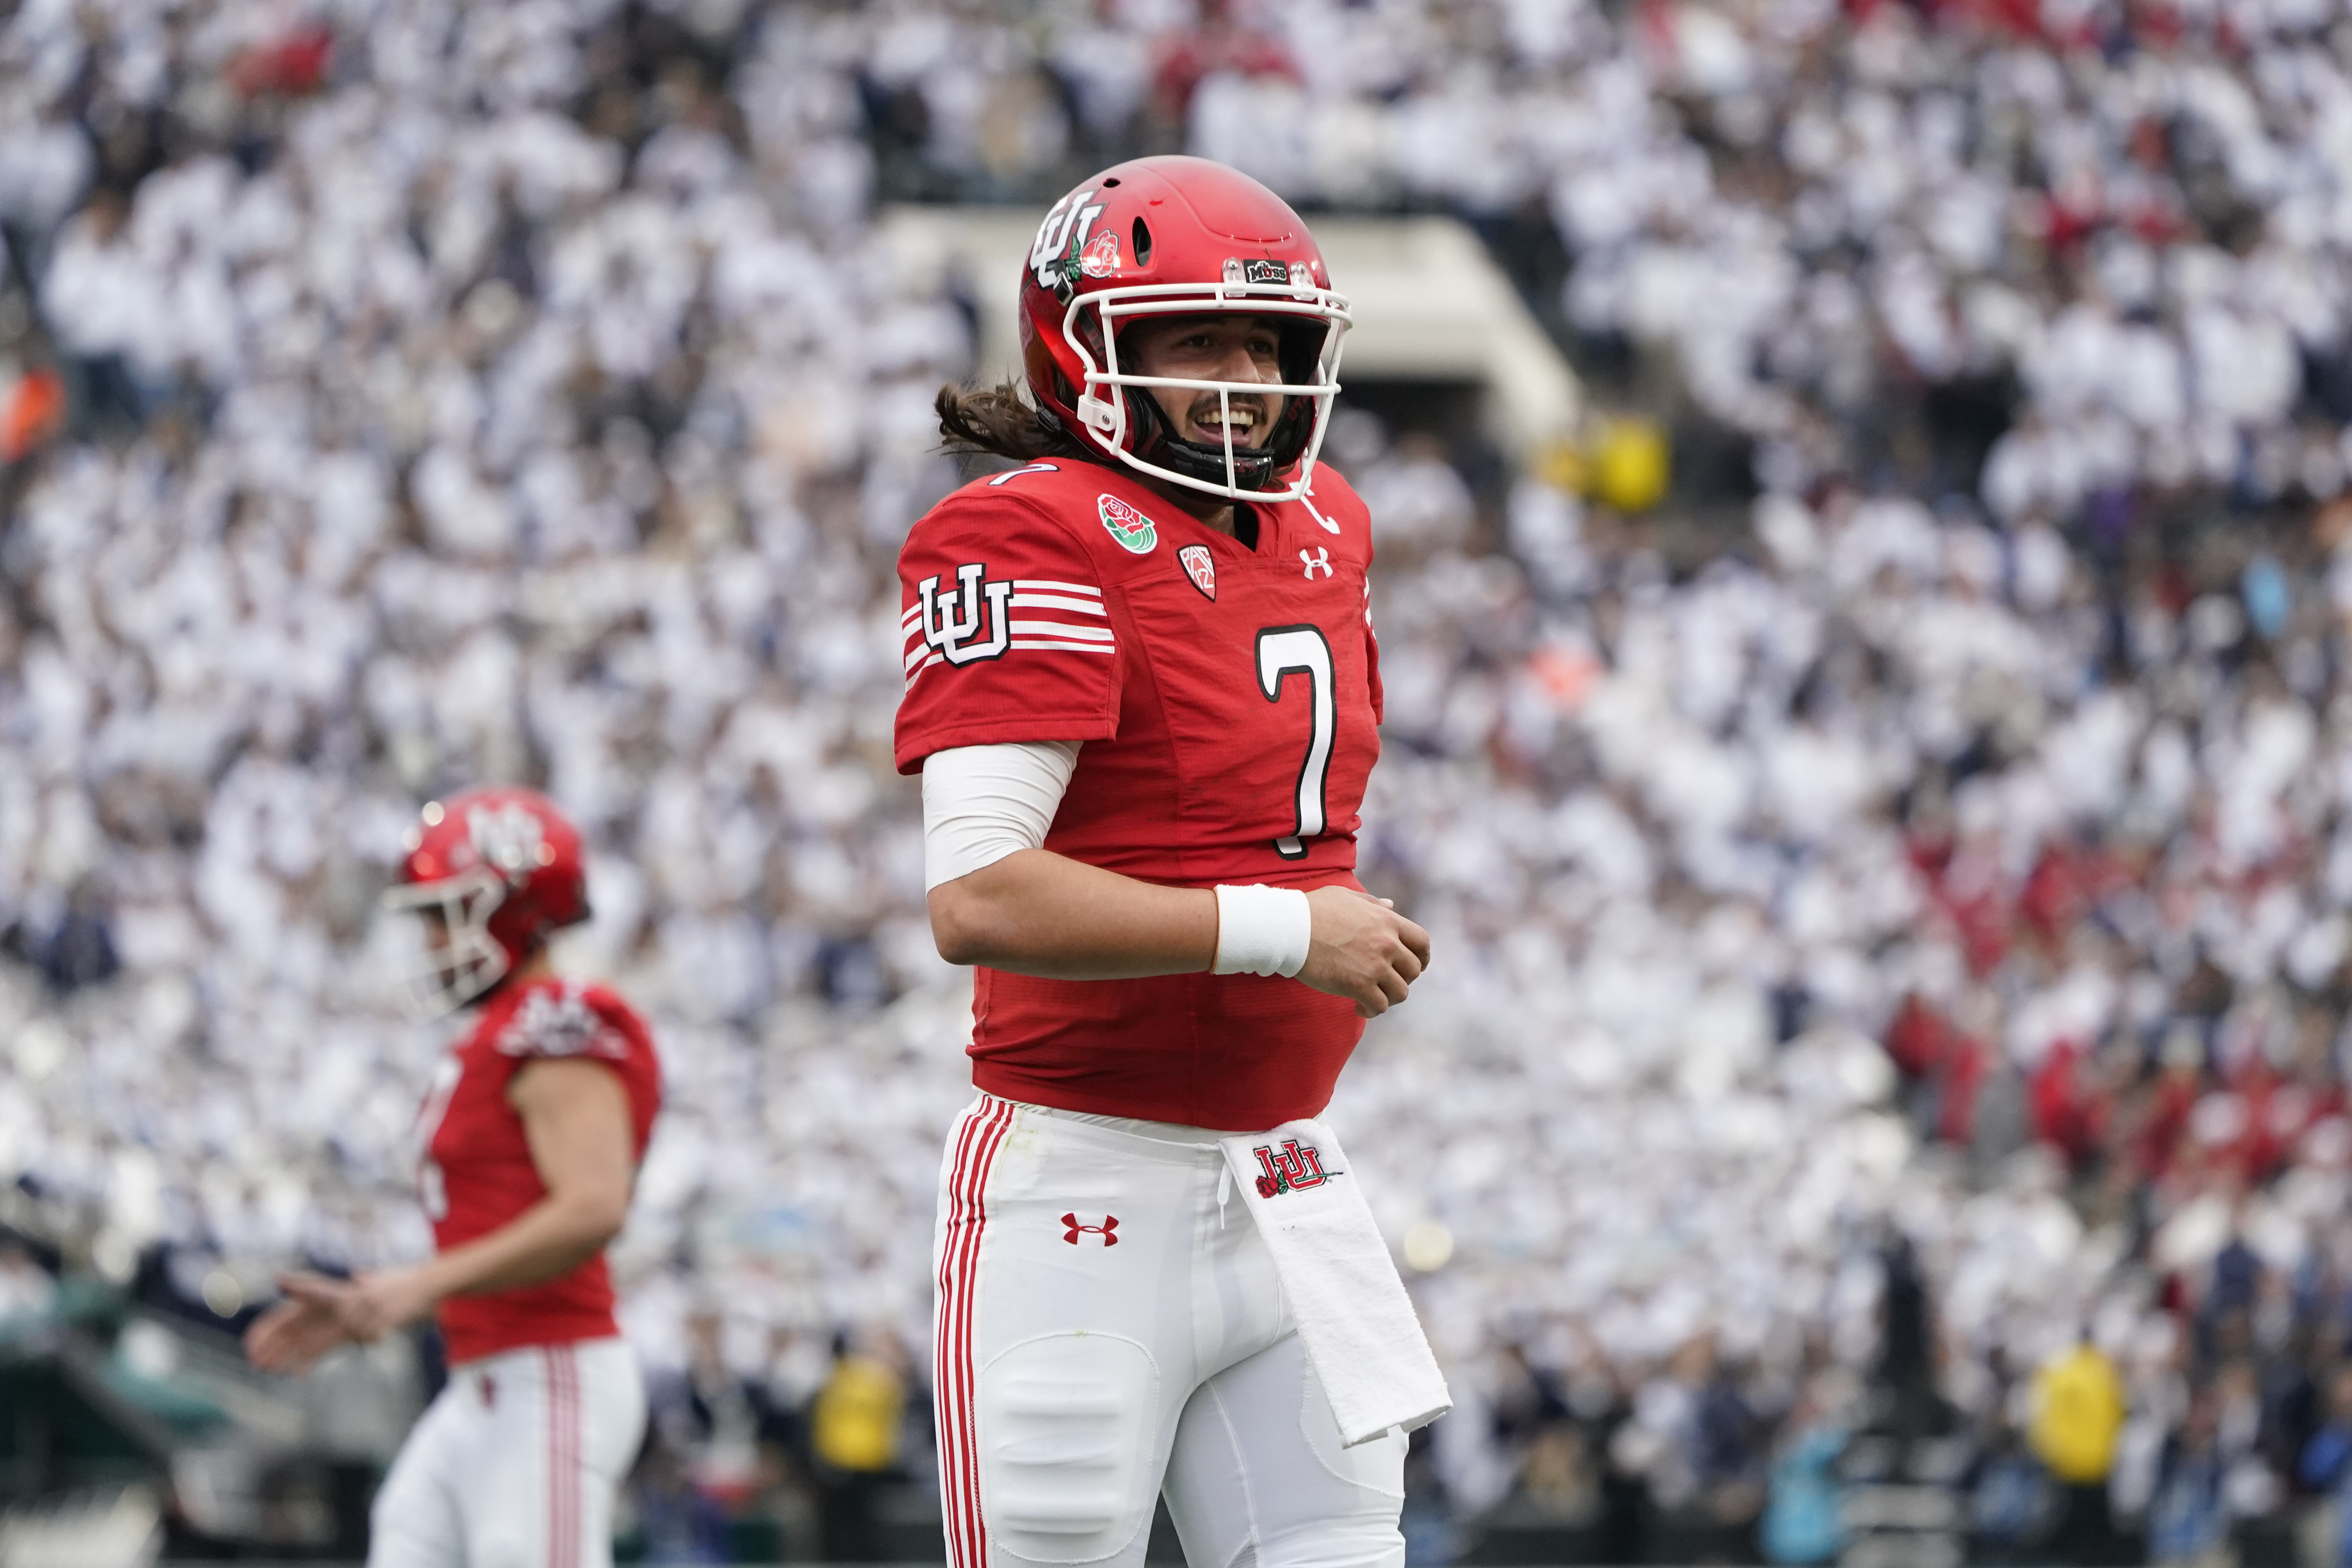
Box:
[368,1337,645,1568]
[934,1094,1409,1568]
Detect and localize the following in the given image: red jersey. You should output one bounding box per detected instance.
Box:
[896,458,1384,1130]
[414,978,662,1365]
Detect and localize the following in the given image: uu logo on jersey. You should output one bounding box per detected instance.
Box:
[1252,1138,1335,1199]
[916,563,1014,665]
[496,984,625,1060]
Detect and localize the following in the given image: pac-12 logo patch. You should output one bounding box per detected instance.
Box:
[1097,493,1157,554]
[1179,544,1216,600]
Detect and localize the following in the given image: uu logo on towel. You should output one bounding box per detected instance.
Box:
[1252,1138,1333,1199]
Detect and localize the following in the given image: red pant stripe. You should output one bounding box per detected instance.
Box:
[544,1344,578,1568]
[939,1101,989,1568]
[934,1104,985,1568]
[938,1097,1014,1568]
[957,1104,1013,1568]
[934,1107,978,1568]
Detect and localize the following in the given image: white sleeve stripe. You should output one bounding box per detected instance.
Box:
[1012,578,1100,597]
[906,638,1117,679]
[1007,593,1107,615]
[1008,619,1115,641]
[907,612,1114,648]
[901,602,921,624]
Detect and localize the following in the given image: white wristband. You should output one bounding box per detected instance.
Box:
[1212,885,1313,979]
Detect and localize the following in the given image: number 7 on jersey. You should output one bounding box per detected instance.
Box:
[1256,626,1335,860]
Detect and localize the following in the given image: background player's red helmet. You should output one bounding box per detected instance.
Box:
[381,787,590,1017]
[1018,155,1351,502]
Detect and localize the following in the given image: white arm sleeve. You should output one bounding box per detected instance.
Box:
[922,741,1082,891]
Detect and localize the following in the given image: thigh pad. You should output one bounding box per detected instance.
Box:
[979,1332,1161,1565]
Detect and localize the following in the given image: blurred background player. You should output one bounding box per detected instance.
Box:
[245,788,662,1568]
[904,156,1439,1568]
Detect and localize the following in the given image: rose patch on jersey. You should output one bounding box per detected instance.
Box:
[1097,493,1157,554]
[1179,544,1216,600]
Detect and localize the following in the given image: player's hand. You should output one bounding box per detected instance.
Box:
[309,1266,437,1343]
[246,1268,437,1374]
[1298,885,1429,1018]
[244,1276,358,1375]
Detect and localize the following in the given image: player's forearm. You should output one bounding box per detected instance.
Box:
[412,1192,626,1304]
[928,848,1216,979]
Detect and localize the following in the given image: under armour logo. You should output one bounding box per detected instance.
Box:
[918,563,1013,666]
[1061,1213,1119,1246]
[1299,547,1333,580]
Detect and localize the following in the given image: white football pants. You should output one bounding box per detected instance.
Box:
[367,1337,645,1568]
[933,1094,1408,1568]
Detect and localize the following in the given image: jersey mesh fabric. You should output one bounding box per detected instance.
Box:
[419,978,662,1365]
[896,460,1383,1130]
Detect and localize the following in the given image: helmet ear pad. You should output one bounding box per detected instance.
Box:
[1267,318,1324,466]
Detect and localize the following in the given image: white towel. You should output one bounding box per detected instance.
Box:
[1218,1118,1452,1448]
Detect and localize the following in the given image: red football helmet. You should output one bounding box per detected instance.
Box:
[1019,155,1351,502]
[381,786,590,1017]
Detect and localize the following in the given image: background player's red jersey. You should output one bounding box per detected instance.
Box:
[896,459,1384,1130]
[415,977,662,1364]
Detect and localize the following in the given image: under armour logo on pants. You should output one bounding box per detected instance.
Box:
[1062,1213,1118,1246]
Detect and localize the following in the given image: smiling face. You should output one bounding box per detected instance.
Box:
[1121,314,1287,451]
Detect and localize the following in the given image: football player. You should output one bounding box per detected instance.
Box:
[906,157,1437,1568]
[247,789,662,1568]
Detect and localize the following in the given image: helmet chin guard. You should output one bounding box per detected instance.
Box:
[382,866,512,1019]
[1066,281,1351,502]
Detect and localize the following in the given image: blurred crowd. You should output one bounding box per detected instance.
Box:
[3,0,2352,1562]
[846,0,2352,522]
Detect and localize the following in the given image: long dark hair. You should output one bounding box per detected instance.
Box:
[935,379,1094,464]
